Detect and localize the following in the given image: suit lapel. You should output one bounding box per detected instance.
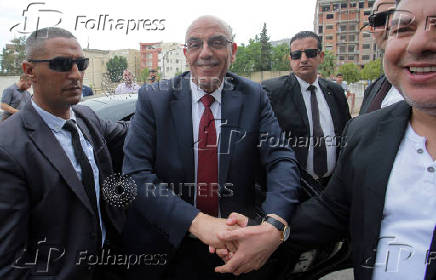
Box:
[219,79,242,187]
[363,102,411,260]
[170,77,195,200]
[289,74,310,130]
[21,103,94,215]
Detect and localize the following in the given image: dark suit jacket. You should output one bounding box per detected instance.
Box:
[261,73,351,171]
[287,101,436,280]
[122,71,300,267]
[359,75,391,115]
[0,102,128,279]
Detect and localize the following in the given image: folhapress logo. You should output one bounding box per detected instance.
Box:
[9,2,63,34]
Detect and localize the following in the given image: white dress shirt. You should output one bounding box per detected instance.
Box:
[295,76,336,179]
[114,82,140,94]
[373,124,436,280]
[381,86,404,108]
[191,79,222,209]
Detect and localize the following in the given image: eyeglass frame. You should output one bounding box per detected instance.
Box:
[184,36,233,51]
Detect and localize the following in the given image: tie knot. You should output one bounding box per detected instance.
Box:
[200,94,215,108]
[63,119,77,132]
[307,85,316,93]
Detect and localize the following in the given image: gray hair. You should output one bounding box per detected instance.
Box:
[185,16,233,42]
[25,27,76,60]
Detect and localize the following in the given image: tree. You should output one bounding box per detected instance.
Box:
[259,23,272,71]
[106,56,127,82]
[319,50,336,78]
[337,63,361,83]
[271,43,289,71]
[360,58,383,81]
[139,67,150,83]
[230,40,261,75]
[1,37,26,75]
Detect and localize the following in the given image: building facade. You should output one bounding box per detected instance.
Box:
[140,42,188,80]
[315,0,381,67]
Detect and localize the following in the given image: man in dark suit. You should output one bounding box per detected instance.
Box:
[359,0,403,114]
[0,27,127,279]
[122,15,300,279]
[218,0,436,279]
[262,31,351,187]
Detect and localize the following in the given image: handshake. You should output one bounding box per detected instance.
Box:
[189,212,286,275]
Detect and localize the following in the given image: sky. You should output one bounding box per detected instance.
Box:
[0,0,317,51]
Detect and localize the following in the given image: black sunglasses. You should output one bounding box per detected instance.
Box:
[290,49,320,60]
[28,57,89,72]
[369,9,395,27]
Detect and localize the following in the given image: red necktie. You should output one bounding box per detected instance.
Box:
[197,94,219,217]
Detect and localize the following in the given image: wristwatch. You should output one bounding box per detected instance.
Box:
[263,216,290,242]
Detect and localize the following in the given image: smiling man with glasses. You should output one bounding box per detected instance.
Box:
[359,0,404,114]
[0,27,128,279]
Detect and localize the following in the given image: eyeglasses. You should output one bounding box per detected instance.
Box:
[28,57,89,72]
[290,49,320,60]
[185,36,232,51]
[360,9,395,32]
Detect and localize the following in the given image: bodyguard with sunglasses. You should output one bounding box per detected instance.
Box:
[359,0,404,114]
[0,27,127,279]
[262,31,350,188]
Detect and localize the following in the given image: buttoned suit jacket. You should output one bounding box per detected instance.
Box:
[261,73,351,171]
[122,71,300,274]
[0,102,128,279]
[287,101,436,280]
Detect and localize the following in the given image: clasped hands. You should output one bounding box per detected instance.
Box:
[189,212,284,276]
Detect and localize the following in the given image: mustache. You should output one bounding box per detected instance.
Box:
[194,59,219,66]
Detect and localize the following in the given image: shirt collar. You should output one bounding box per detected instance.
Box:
[31,99,76,133]
[405,122,427,146]
[190,76,223,105]
[295,75,321,93]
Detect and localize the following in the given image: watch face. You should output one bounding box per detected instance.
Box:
[283,226,290,241]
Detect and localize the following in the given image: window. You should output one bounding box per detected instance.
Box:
[333,4,339,10]
[349,25,357,31]
[348,55,355,60]
[326,35,333,40]
[341,3,347,8]
[319,36,323,42]
[326,14,334,19]
[339,56,345,60]
[350,2,357,7]
[340,46,346,53]
[175,59,179,63]
[362,55,370,60]
[340,35,347,41]
[359,2,364,8]
[368,1,374,8]
[319,26,323,33]
[322,5,330,11]
[363,32,371,37]
[341,25,347,31]
[349,34,355,41]
[326,25,334,30]
[326,46,333,51]
[364,10,371,15]
[348,45,355,52]
[363,44,371,49]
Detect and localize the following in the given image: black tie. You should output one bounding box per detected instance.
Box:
[308,85,328,178]
[63,120,102,245]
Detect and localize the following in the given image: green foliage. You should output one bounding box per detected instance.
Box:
[337,63,361,83]
[1,37,26,75]
[271,43,289,71]
[230,40,261,75]
[106,56,128,82]
[259,23,272,71]
[360,58,383,81]
[319,50,336,78]
[139,67,150,83]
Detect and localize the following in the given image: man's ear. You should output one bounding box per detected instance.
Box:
[22,61,34,78]
[230,42,238,63]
